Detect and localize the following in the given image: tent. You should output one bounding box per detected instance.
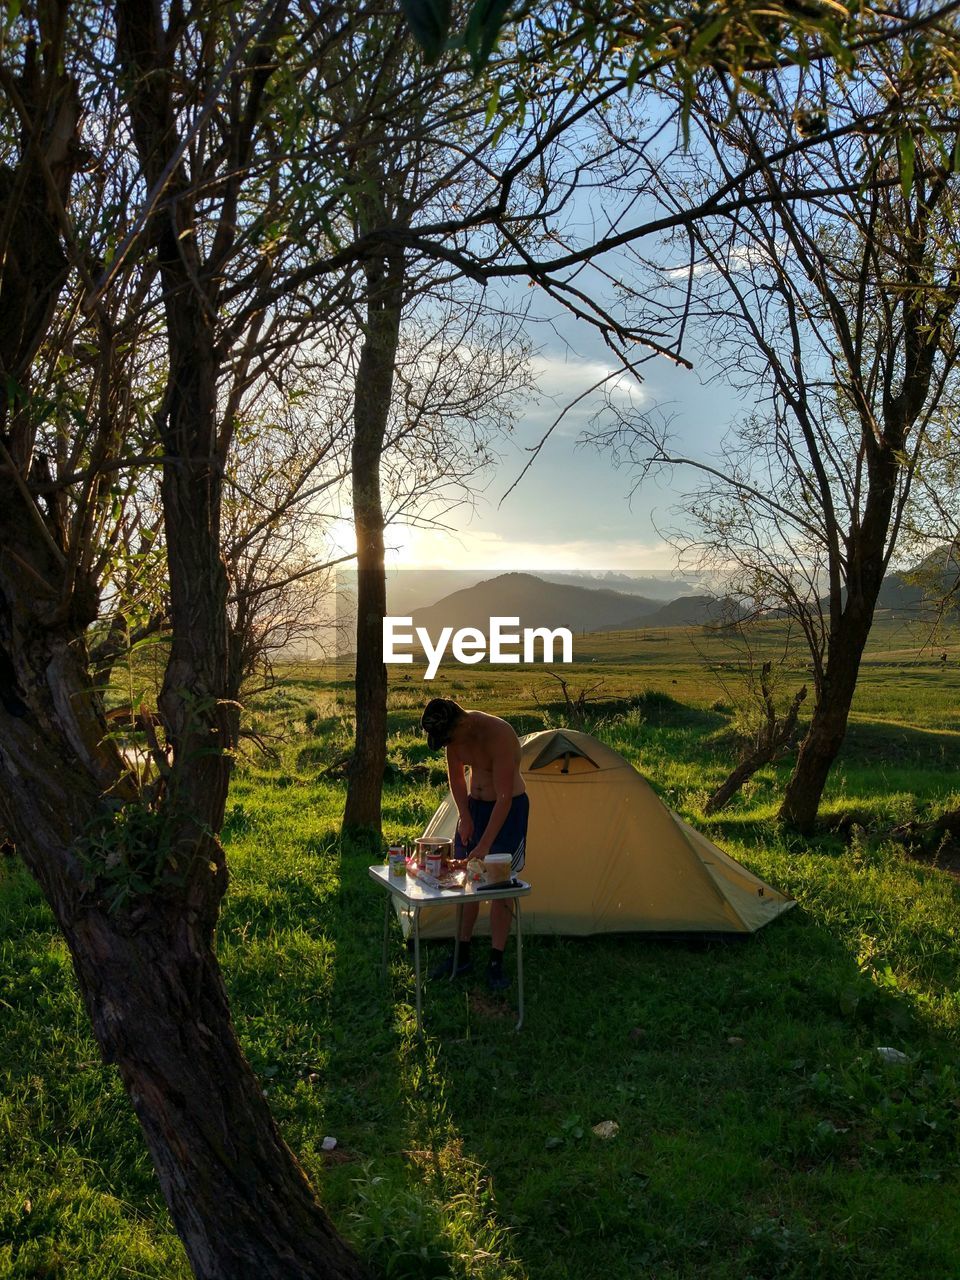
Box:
[409,727,794,938]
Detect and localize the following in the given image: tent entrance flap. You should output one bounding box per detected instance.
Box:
[529,731,599,773]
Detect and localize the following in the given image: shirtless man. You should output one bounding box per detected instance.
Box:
[420,698,529,991]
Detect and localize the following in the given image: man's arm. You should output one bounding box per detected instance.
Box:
[446,743,473,843]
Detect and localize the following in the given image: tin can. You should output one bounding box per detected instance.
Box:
[388,847,406,877]
[426,852,442,878]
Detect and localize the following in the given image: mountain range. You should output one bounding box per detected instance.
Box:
[408,571,741,635]
[377,567,697,616]
[405,551,960,641]
[873,544,960,616]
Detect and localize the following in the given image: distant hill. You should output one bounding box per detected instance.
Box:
[376,567,699,615]
[874,573,928,614]
[876,544,960,616]
[406,572,745,637]
[595,594,748,630]
[755,546,960,622]
[792,544,960,619]
[538,570,699,601]
[408,571,659,635]
[647,594,748,626]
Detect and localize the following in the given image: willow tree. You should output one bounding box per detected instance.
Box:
[0,3,370,1274]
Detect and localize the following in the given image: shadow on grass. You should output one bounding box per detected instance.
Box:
[4,808,960,1280]
[301,832,529,1277]
[840,718,960,769]
[533,690,728,734]
[426,910,959,1278]
[703,813,849,859]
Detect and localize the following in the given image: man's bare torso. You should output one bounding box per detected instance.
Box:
[453,710,525,801]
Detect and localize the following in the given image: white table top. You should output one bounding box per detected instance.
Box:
[368,863,531,907]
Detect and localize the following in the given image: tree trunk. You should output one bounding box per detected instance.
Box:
[0,478,367,1278]
[780,426,907,832]
[67,908,364,1280]
[342,253,404,840]
[704,672,806,815]
[0,10,368,1271]
[779,610,872,832]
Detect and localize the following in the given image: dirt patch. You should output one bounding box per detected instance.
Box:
[905,840,960,881]
[468,991,512,1019]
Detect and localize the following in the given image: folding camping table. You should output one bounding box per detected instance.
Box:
[368,864,531,1035]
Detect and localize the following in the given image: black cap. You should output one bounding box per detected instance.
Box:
[420,698,462,751]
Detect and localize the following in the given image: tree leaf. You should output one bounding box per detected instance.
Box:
[485,81,500,126]
[688,14,728,58]
[399,0,452,63]
[464,0,514,73]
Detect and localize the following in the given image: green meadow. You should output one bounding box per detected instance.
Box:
[3,619,960,1278]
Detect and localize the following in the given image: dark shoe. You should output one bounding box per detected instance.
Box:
[486,966,510,993]
[430,953,473,980]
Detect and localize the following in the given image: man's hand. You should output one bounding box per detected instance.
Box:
[457,809,474,847]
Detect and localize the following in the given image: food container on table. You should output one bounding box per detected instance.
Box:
[388,846,406,877]
[483,853,513,885]
[415,836,453,868]
[466,857,485,885]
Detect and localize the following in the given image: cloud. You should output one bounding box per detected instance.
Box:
[529,354,646,404]
[664,240,786,281]
[522,353,647,439]
[384,525,680,572]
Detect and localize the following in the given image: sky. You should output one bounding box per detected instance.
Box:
[382,140,756,575]
[323,106,758,579]
[374,299,749,575]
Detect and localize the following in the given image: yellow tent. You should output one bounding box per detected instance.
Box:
[411,728,794,937]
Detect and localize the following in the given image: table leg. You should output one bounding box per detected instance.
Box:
[515,898,524,1032]
[451,904,464,981]
[413,906,423,1037]
[381,896,391,983]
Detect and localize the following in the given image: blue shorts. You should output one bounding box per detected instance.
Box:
[454,793,529,873]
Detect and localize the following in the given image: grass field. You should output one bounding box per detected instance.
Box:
[2,619,960,1278]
